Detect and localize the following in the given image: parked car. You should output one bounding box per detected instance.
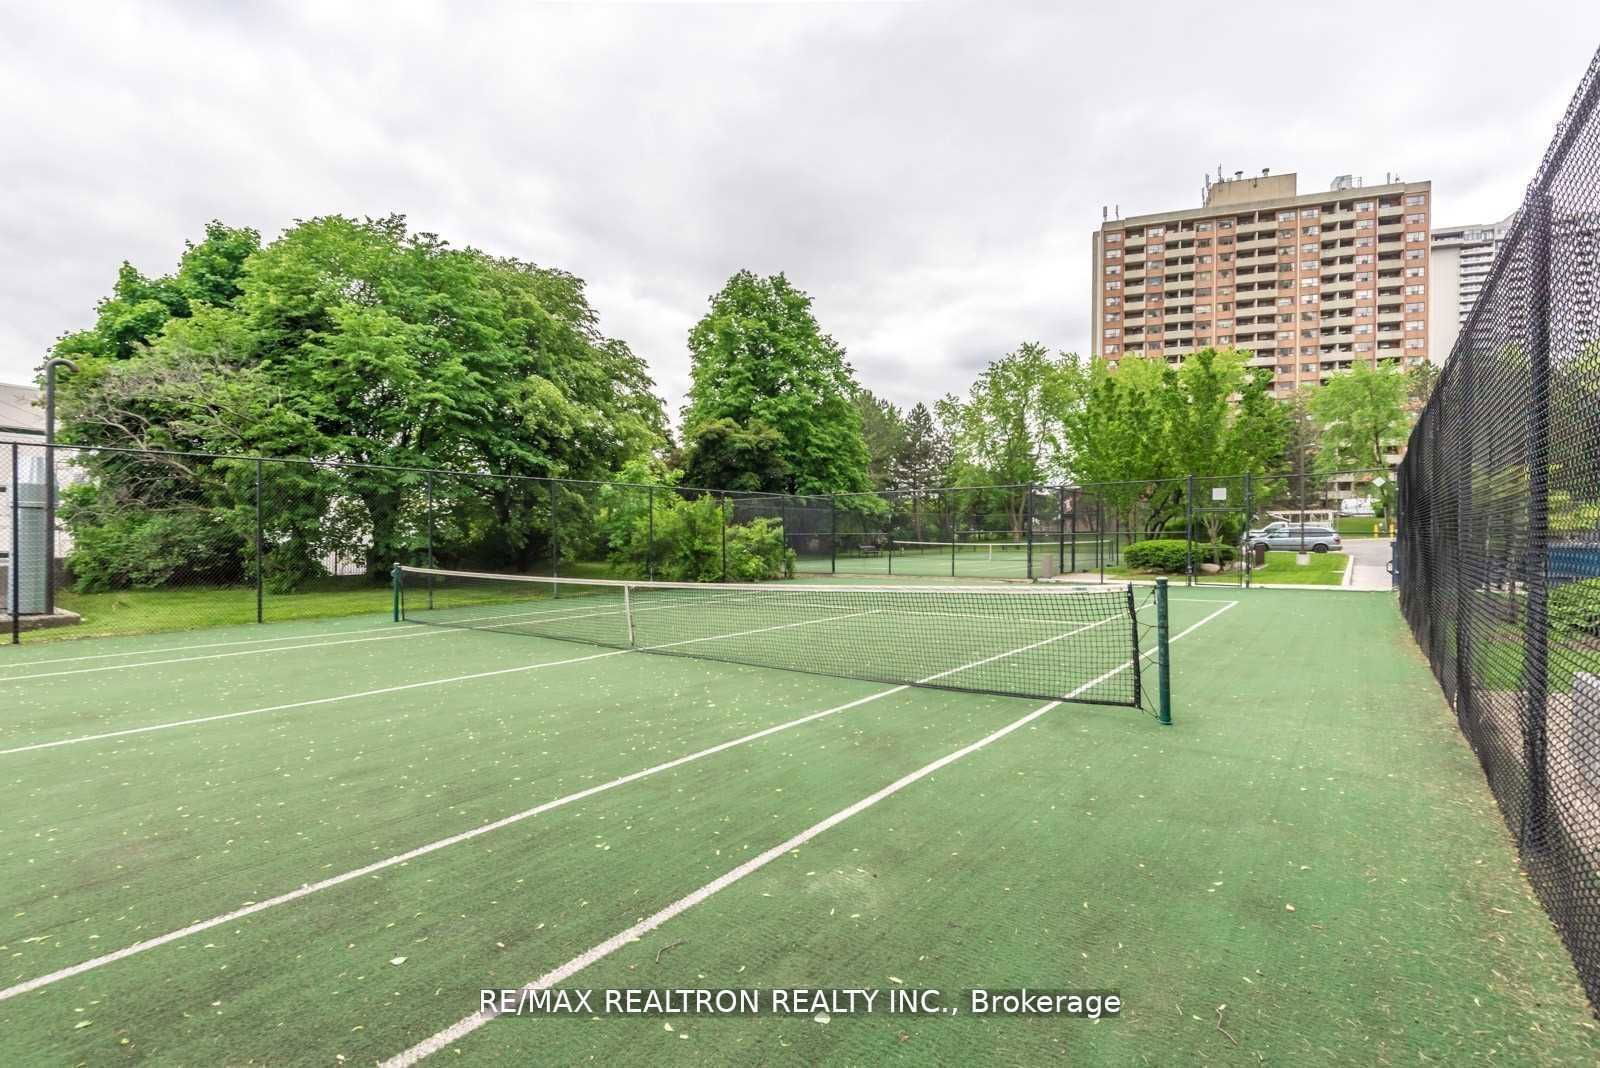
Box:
[1244,522,1343,553]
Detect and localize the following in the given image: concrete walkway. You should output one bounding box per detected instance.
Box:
[1342,538,1394,590]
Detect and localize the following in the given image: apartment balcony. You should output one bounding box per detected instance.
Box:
[1377,311,1404,325]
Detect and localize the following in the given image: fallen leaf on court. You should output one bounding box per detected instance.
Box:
[390,957,407,966]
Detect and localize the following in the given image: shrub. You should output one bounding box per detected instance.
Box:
[1122,539,1234,573]
[66,509,245,592]
[1551,577,1600,637]
[607,493,794,581]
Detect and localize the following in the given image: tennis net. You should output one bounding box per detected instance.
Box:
[892,540,1027,561]
[393,566,1165,711]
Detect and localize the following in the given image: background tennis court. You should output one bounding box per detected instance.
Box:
[1,578,1594,1064]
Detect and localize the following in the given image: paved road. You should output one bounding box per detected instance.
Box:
[1342,539,1394,590]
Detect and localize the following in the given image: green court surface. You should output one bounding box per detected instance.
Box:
[0,583,1594,1065]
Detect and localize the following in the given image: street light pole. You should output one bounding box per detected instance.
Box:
[43,358,77,615]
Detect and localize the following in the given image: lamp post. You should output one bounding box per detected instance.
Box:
[42,358,76,615]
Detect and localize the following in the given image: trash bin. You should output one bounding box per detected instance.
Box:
[1387,540,1399,588]
[1250,541,1267,569]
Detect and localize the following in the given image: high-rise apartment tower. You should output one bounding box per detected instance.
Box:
[1090,171,1433,394]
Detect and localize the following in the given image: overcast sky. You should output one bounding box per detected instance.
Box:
[3,1,1598,420]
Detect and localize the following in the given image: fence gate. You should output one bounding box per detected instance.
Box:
[1186,474,1253,588]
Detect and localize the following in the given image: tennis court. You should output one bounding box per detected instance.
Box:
[0,575,1594,1064]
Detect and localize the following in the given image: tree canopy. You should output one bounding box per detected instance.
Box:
[681,271,871,494]
[53,215,668,585]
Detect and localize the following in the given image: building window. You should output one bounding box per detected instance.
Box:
[1300,293,1319,304]
[1405,248,1425,260]
[1405,212,1426,225]
[1355,324,1373,335]
[1355,236,1374,248]
[1355,306,1373,317]
[1405,301,1424,313]
[1278,210,1296,221]
[1405,284,1426,295]
[1149,226,1165,236]
[1105,328,1121,338]
[1405,337,1426,349]
[1106,280,1121,290]
[1355,342,1373,352]
[1105,345,1119,355]
[1355,200,1373,211]
[1106,265,1122,275]
[1303,225,1320,235]
[1355,219,1374,230]
[1406,320,1425,331]
[1404,193,1426,206]
[1406,231,1426,243]
[1106,232,1122,243]
[1105,248,1122,259]
[1406,266,1424,278]
[1300,277,1318,288]
[1105,297,1120,306]
[1355,254,1374,265]
[1197,221,1213,232]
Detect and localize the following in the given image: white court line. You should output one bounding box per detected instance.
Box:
[383,597,1241,1065]
[0,608,1117,1002]
[0,608,880,757]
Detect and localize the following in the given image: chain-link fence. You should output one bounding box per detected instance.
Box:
[3,433,1408,645]
[1397,48,1600,1013]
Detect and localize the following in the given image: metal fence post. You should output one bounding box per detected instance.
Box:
[1522,192,1554,853]
[1025,483,1035,579]
[425,471,436,610]
[647,484,656,582]
[829,495,837,575]
[255,458,263,624]
[1243,472,1254,589]
[720,492,728,582]
[1057,486,1066,575]
[9,443,18,644]
[1184,474,1195,586]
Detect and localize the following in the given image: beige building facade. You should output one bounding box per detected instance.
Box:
[1091,171,1433,395]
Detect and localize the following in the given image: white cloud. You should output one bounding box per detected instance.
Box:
[2,0,1597,420]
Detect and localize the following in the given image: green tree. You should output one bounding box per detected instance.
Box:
[892,402,951,489]
[1060,355,1179,535]
[682,271,870,494]
[1309,361,1410,518]
[1405,360,1441,408]
[679,418,789,492]
[55,215,667,586]
[854,389,906,490]
[1167,350,1288,560]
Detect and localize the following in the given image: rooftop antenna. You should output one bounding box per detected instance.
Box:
[1102,205,1108,221]
[1261,167,1269,177]
[1235,170,1243,180]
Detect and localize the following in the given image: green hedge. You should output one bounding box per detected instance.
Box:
[1123,539,1236,573]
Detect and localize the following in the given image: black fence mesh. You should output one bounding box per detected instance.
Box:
[1397,49,1600,1012]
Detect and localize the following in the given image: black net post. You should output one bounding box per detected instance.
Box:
[254,458,264,624]
[1155,577,1172,726]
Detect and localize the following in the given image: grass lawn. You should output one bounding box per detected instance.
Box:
[1335,515,1395,539]
[33,560,670,643]
[1250,549,1351,585]
[53,575,395,641]
[1094,550,1351,586]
